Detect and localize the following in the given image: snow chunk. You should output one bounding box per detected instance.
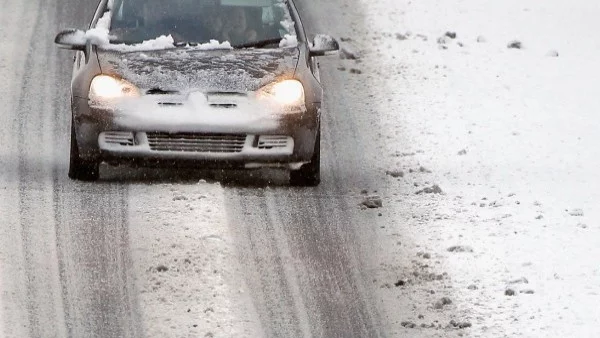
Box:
[507,40,523,49]
[105,35,175,52]
[339,45,360,60]
[279,18,295,34]
[361,195,383,209]
[279,34,298,48]
[312,34,336,50]
[415,184,443,195]
[568,208,584,216]
[194,40,233,51]
[275,0,298,48]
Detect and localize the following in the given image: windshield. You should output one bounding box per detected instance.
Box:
[109,0,296,47]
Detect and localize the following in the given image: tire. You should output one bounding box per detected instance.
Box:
[68,119,100,181]
[289,128,321,187]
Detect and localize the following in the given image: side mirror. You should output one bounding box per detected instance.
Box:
[55,29,87,51]
[309,34,339,57]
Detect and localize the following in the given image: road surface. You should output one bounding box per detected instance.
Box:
[0,0,389,336]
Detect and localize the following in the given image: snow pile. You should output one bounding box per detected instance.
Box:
[128,181,262,337]
[193,40,233,50]
[106,38,233,53]
[310,34,338,52]
[279,34,298,48]
[84,10,111,46]
[276,0,297,47]
[353,0,600,336]
[58,29,87,46]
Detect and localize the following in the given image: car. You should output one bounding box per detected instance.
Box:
[55,0,339,186]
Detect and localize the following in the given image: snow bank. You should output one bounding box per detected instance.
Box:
[353,0,600,336]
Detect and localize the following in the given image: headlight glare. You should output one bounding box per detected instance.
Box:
[259,79,305,105]
[89,75,140,101]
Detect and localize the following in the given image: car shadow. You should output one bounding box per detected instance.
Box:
[100,164,290,187]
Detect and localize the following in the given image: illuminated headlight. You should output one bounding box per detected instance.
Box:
[258,79,305,105]
[89,75,140,102]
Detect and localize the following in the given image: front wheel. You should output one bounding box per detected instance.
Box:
[68,119,99,181]
[289,128,321,187]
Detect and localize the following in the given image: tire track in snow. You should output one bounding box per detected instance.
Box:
[224,0,389,336]
[225,182,383,338]
[0,1,47,336]
[1,0,142,337]
[1,0,67,336]
[226,188,309,337]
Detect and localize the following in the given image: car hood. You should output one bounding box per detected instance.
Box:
[96,47,300,94]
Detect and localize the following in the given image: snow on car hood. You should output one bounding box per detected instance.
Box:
[97,48,300,94]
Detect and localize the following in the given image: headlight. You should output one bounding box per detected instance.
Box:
[89,75,140,102]
[258,79,305,105]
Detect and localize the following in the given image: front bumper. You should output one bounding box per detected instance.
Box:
[99,131,305,169]
[72,94,319,167]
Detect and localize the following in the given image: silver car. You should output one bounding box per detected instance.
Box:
[55,0,339,185]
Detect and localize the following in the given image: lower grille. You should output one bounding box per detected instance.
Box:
[257,135,292,149]
[146,132,246,153]
[102,131,135,146]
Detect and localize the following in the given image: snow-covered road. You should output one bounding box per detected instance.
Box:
[0,1,141,336]
[0,0,389,337]
[3,0,599,336]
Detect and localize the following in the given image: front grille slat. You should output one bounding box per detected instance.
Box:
[147,139,245,143]
[102,131,135,146]
[146,132,246,153]
[257,135,292,149]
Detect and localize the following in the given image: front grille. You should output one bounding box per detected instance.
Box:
[102,131,135,146]
[146,132,246,153]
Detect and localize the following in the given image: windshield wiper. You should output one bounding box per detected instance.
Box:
[233,38,283,49]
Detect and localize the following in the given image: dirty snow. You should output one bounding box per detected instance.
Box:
[351,0,600,336]
[128,182,262,337]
